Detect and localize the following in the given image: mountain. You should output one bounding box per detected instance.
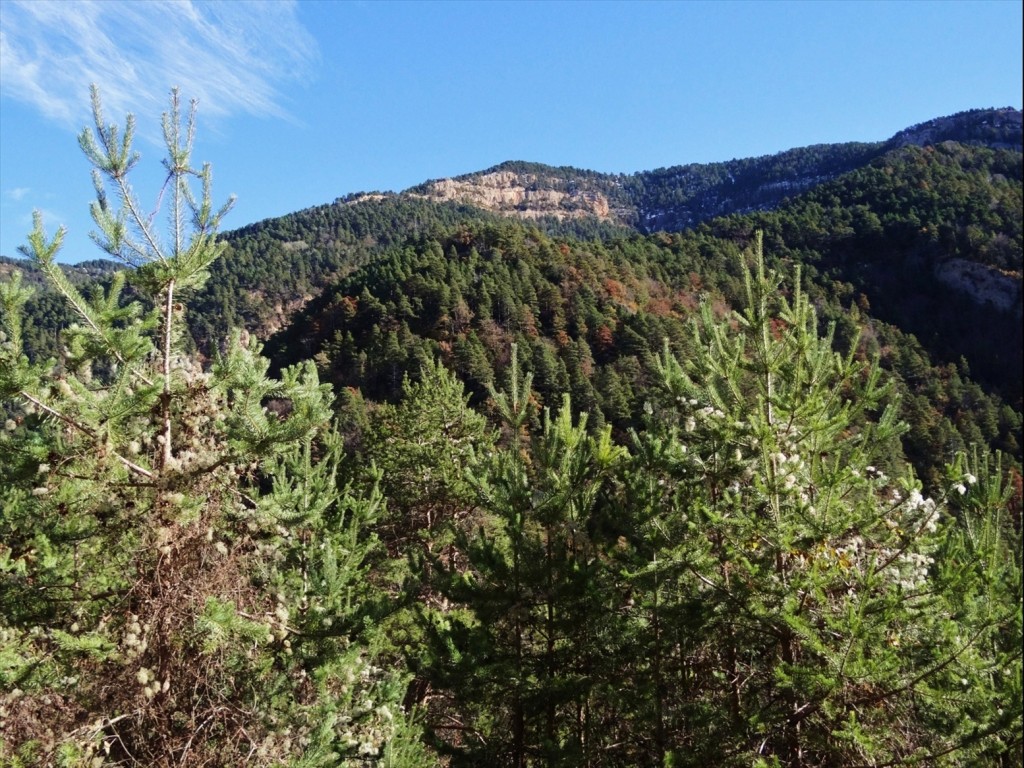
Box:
[5,108,1021,490]
[407,143,882,232]
[0,255,126,363]
[407,107,1022,232]
[707,140,1022,390]
[177,108,1021,346]
[164,107,1004,333]
[885,106,1023,151]
[6,102,1021,768]
[263,109,1020,488]
[0,255,121,289]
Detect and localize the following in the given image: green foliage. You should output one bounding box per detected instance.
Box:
[5,87,1020,767]
[15,118,1021,490]
[187,195,502,348]
[0,90,425,767]
[414,240,1021,766]
[703,141,1022,485]
[628,140,886,232]
[362,358,493,546]
[266,206,1019,490]
[418,346,628,765]
[628,238,924,764]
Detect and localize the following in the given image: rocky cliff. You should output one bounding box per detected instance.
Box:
[412,170,630,224]
[935,258,1023,317]
[403,108,1022,236]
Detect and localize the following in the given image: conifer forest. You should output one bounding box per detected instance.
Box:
[1,91,1021,767]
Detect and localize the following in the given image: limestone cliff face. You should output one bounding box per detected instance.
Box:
[401,109,1022,235]
[934,258,1023,317]
[413,171,621,222]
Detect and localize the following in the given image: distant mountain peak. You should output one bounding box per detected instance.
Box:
[886,107,1022,151]
[392,108,1022,235]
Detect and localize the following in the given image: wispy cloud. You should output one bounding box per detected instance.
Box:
[5,187,32,201]
[13,206,64,237]
[0,0,318,135]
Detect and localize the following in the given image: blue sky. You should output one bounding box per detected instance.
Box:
[1,0,1021,263]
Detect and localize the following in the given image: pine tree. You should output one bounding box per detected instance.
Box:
[622,233,1022,765]
[0,88,428,767]
[419,347,626,766]
[363,358,492,546]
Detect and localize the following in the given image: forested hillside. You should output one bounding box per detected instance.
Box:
[260,134,1022,491]
[8,112,1020,491]
[719,142,1022,397]
[2,99,1021,766]
[410,108,1021,232]
[262,218,1015,491]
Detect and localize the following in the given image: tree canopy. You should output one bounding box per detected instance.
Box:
[1,93,1020,768]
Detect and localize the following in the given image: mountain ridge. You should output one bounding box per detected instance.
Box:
[402,107,1021,232]
[4,107,1021,490]
[7,107,1020,353]
[4,107,1018,266]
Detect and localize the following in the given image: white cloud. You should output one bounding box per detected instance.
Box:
[5,187,32,201]
[16,207,64,236]
[0,0,318,136]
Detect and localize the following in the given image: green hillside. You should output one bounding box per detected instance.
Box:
[3,102,1021,767]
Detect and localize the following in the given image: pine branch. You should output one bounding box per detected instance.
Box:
[20,390,153,480]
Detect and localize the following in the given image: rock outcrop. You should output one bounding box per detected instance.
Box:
[934,258,1023,317]
[414,171,618,222]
